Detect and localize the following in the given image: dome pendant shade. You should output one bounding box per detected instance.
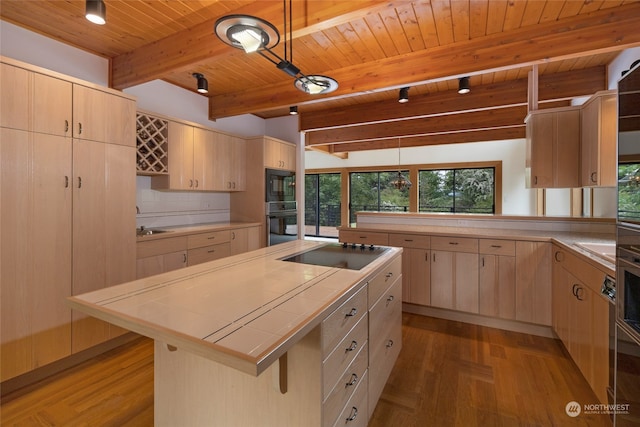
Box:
[214,15,280,52]
[294,75,339,95]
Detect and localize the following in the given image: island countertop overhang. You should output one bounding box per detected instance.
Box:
[68,240,402,376]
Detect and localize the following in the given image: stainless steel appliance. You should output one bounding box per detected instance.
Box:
[615,60,640,426]
[266,168,295,202]
[266,201,298,246]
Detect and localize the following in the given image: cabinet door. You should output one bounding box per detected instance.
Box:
[430,250,454,309]
[230,227,249,255]
[153,121,194,190]
[554,109,580,188]
[580,92,617,187]
[0,63,30,130]
[231,136,246,191]
[73,85,109,142]
[33,72,73,137]
[455,252,479,313]
[212,131,233,191]
[1,129,72,381]
[403,248,430,305]
[281,141,296,171]
[526,113,553,188]
[479,254,516,319]
[193,127,215,191]
[515,241,552,325]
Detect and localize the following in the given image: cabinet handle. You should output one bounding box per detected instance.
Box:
[449,242,459,245]
[386,295,395,305]
[195,179,199,188]
[482,257,485,267]
[433,253,436,262]
[78,122,82,134]
[591,172,597,183]
[183,253,187,263]
[189,179,194,188]
[64,176,69,188]
[208,236,216,240]
[208,249,215,253]
[346,340,358,352]
[534,176,538,185]
[490,245,502,248]
[232,182,236,189]
[404,239,413,242]
[385,272,393,281]
[231,232,236,240]
[572,284,578,297]
[346,373,358,387]
[78,176,82,188]
[575,286,584,301]
[386,339,394,348]
[345,308,357,317]
[64,120,69,133]
[554,251,564,262]
[346,407,358,422]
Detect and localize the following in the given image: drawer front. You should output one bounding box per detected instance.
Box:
[136,236,187,259]
[322,343,368,425]
[339,230,389,246]
[368,255,402,307]
[322,285,367,355]
[331,369,368,427]
[322,316,368,396]
[187,242,231,266]
[187,230,231,249]
[369,278,402,335]
[431,236,478,253]
[479,239,515,256]
[388,233,430,249]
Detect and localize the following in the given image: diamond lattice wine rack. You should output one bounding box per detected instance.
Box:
[136,113,169,175]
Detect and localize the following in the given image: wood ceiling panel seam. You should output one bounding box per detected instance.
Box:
[412,1,440,48]
[348,18,387,61]
[321,25,364,66]
[308,30,353,69]
[396,3,427,52]
[485,0,509,35]
[502,0,528,31]
[334,22,376,63]
[520,0,547,27]
[378,7,413,55]
[430,0,456,45]
[363,13,400,57]
[469,0,490,39]
[578,0,609,15]
[450,0,471,43]
[538,0,566,23]
[558,0,584,19]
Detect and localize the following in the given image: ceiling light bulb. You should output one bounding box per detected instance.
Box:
[230,28,263,53]
[398,87,409,103]
[289,106,298,115]
[85,0,106,25]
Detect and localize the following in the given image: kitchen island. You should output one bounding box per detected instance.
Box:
[68,240,402,427]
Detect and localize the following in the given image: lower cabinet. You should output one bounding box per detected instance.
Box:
[552,245,610,404]
[136,236,188,278]
[388,233,430,306]
[479,239,516,320]
[430,236,479,313]
[230,225,261,255]
[515,241,552,326]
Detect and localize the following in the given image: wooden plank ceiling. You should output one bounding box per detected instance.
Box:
[3,0,640,153]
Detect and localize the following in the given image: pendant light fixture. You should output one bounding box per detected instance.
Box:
[398,87,409,103]
[85,0,106,25]
[458,76,471,94]
[391,138,412,190]
[214,0,338,95]
[192,73,209,94]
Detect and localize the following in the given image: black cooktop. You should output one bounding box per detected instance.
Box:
[282,243,389,270]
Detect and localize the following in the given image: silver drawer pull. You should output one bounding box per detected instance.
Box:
[385,272,393,280]
[208,249,215,253]
[345,308,357,317]
[490,245,502,248]
[386,295,394,305]
[346,373,358,387]
[449,242,459,245]
[207,236,216,240]
[346,407,358,422]
[346,341,358,352]
[386,339,394,348]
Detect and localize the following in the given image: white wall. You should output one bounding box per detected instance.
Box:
[608,47,640,89]
[306,138,536,215]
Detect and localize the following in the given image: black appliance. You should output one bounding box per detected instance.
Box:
[266,168,295,203]
[282,243,389,270]
[266,201,298,246]
[618,226,640,336]
[615,323,640,426]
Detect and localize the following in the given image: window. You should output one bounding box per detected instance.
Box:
[349,171,410,225]
[619,162,640,222]
[305,173,341,237]
[418,167,495,214]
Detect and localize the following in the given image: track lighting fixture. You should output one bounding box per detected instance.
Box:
[289,106,298,115]
[214,2,339,96]
[192,73,208,94]
[398,87,409,103]
[85,0,106,25]
[458,76,470,94]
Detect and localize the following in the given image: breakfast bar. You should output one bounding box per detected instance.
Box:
[68,240,403,426]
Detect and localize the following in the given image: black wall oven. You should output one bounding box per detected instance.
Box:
[265,169,297,246]
[266,168,295,203]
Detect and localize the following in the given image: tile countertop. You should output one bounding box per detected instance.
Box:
[68,240,402,376]
[339,223,616,275]
[135,221,262,241]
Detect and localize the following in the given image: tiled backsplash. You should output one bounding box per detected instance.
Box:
[136,176,230,228]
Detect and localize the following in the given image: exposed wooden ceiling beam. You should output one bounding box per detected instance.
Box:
[208,3,640,118]
[300,67,606,131]
[110,0,391,90]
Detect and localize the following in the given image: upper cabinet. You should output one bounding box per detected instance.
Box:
[525,106,581,188]
[580,90,617,187]
[148,115,247,192]
[264,137,296,171]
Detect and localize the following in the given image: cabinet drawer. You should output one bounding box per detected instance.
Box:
[431,236,478,253]
[339,230,389,246]
[322,342,368,425]
[369,278,402,335]
[331,369,368,427]
[322,285,367,355]
[479,239,515,256]
[137,236,187,259]
[322,316,368,398]
[187,242,230,266]
[368,255,402,307]
[388,233,430,249]
[187,230,231,249]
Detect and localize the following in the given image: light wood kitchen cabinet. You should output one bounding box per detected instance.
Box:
[339,229,389,246]
[1,128,72,381]
[515,241,552,325]
[215,133,246,191]
[264,136,296,171]
[388,233,430,305]
[152,121,195,190]
[1,58,137,379]
[552,245,610,404]
[525,106,580,188]
[187,229,232,266]
[71,140,136,353]
[230,225,261,255]
[580,90,617,187]
[430,236,479,313]
[478,239,516,320]
[136,236,188,279]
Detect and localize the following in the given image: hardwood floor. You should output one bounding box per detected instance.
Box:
[1,313,611,426]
